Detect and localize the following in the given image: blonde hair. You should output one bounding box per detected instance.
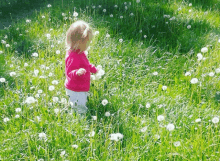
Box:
[65,20,93,53]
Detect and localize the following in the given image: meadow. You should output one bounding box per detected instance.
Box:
[0,0,220,160]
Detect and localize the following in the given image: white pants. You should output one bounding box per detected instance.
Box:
[66,88,88,114]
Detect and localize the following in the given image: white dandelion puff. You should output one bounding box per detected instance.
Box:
[174,141,181,147]
[72,145,78,149]
[146,103,151,108]
[185,72,191,76]
[39,132,47,139]
[52,80,59,85]
[53,97,59,103]
[25,97,36,104]
[94,31,99,35]
[54,108,60,114]
[157,115,165,121]
[0,78,6,82]
[49,85,55,91]
[197,53,203,61]
[190,78,198,84]
[102,99,108,106]
[3,117,10,123]
[73,11,78,17]
[187,25,191,29]
[105,112,111,117]
[106,33,110,38]
[56,50,60,54]
[208,72,215,77]
[195,118,201,123]
[109,133,124,141]
[201,47,208,53]
[140,126,148,132]
[153,72,158,75]
[92,116,97,120]
[166,123,175,131]
[212,117,219,124]
[162,86,167,90]
[15,108,21,113]
[215,68,220,73]
[32,52,38,57]
[119,39,123,43]
[10,72,16,77]
[46,34,51,39]
[88,131,95,137]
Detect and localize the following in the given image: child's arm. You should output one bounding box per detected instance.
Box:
[66,57,80,79]
[89,63,99,74]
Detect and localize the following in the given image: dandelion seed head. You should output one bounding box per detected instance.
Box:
[212,117,219,124]
[109,133,124,141]
[106,33,110,38]
[52,80,59,85]
[105,112,111,117]
[15,108,21,113]
[201,47,208,53]
[215,68,220,73]
[32,52,38,57]
[190,78,198,84]
[162,86,167,90]
[145,102,151,108]
[73,11,78,17]
[92,116,97,120]
[187,25,191,29]
[157,115,165,121]
[102,99,108,106]
[174,141,181,147]
[10,72,16,77]
[153,72,158,75]
[166,123,175,131]
[72,144,78,149]
[0,78,6,82]
[49,85,55,91]
[140,126,147,132]
[3,117,10,123]
[185,72,191,76]
[208,72,215,77]
[197,53,203,61]
[195,118,201,122]
[88,131,95,137]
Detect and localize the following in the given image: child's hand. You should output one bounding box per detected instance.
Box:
[76,68,86,76]
[96,68,100,74]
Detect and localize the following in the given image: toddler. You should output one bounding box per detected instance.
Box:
[65,20,99,114]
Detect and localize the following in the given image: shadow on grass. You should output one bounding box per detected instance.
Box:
[0,0,55,29]
[189,0,220,10]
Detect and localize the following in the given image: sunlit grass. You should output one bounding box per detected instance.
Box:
[0,0,220,160]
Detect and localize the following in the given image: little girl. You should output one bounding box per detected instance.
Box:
[65,20,99,114]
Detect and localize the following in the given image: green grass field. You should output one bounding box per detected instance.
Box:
[0,0,220,160]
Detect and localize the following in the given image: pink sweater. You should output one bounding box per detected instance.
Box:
[64,49,98,92]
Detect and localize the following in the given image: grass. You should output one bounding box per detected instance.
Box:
[0,0,220,160]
